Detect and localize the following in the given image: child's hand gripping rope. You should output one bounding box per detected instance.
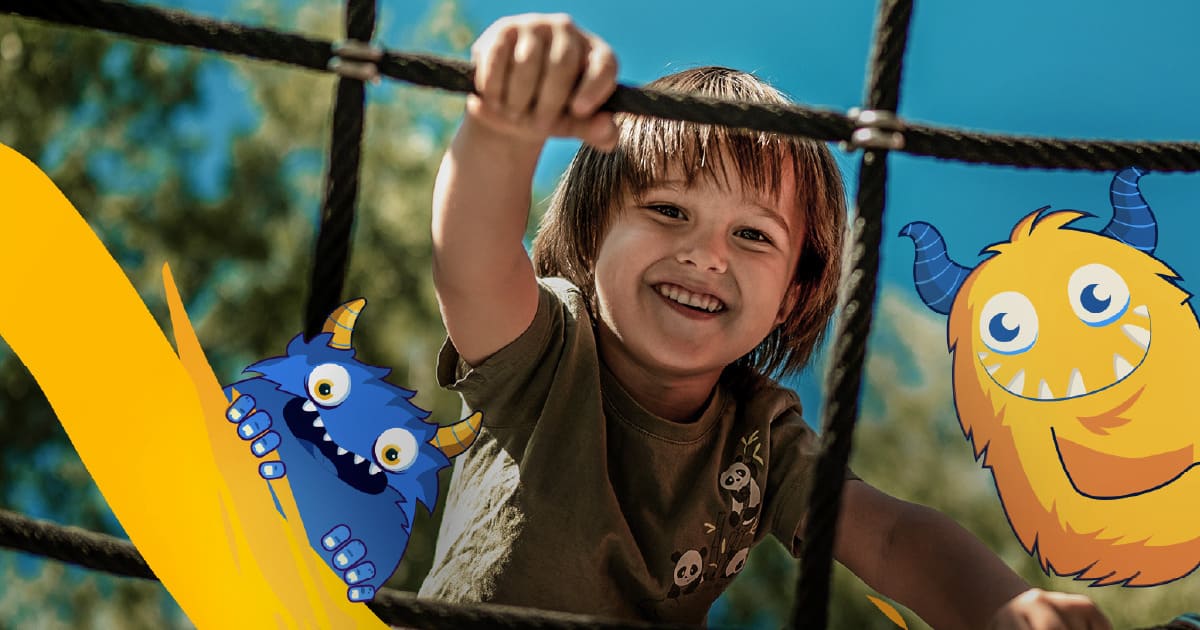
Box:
[467,13,620,150]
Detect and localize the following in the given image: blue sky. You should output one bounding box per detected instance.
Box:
[141,0,1200,421]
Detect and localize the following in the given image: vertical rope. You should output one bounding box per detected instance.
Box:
[303,0,376,340]
[791,0,914,627]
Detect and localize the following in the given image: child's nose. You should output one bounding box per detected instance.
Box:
[675,229,729,273]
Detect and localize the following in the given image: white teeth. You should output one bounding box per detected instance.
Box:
[322,433,332,442]
[368,464,382,475]
[353,455,365,465]
[978,352,989,361]
[1121,324,1150,350]
[1133,305,1149,318]
[303,400,316,412]
[1114,354,1134,381]
[985,363,1002,375]
[657,284,723,313]
[313,418,324,428]
[1005,370,1025,396]
[336,447,348,456]
[1066,369,1086,398]
[1038,380,1054,400]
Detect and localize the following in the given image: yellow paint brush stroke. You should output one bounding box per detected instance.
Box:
[0,141,385,629]
[867,595,909,629]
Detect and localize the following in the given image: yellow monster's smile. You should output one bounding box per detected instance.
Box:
[975,306,1151,402]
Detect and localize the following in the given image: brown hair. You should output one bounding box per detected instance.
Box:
[532,66,846,378]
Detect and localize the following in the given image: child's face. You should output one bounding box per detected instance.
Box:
[592,164,803,380]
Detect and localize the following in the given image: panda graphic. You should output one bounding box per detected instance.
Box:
[668,547,707,599]
[719,455,761,526]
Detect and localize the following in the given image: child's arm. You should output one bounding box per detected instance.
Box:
[431,14,618,367]
[830,480,1112,630]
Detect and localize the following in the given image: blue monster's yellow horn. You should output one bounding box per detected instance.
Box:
[429,411,483,458]
[1101,167,1156,255]
[899,221,973,315]
[322,299,367,350]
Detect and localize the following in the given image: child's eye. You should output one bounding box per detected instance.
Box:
[735,228,771,243]
[647,205,683,219]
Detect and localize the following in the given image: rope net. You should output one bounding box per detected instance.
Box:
[0,0,1195,628]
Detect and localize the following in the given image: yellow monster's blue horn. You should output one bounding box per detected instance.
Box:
[899,221,974,315]
[1101,166,1156,255]
[322,299,367,350]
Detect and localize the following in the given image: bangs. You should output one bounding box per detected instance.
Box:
[619,114,805,206]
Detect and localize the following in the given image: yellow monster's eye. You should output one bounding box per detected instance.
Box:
[1068,263,1130,327]
[307,364,351,407]
[373,427,418,472]
[979,291,1039,355]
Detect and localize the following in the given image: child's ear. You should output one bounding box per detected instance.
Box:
[775,283,800,327]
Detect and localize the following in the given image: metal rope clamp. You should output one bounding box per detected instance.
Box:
[329,39,383,84]
[843,108,905,151]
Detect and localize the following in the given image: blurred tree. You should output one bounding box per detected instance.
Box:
[0,0,472,626]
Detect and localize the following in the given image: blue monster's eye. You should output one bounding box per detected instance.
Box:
[1068,263,1129,327]
[373,427,418,472]
[979,291,1038,355]
[307,363,351,407]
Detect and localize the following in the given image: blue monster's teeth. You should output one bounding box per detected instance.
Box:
[322,432,332,442]
[337,447,348,456]
[302,400,316,413]
[313,417,324,428]
[368,464,382,475]
[353,455,365,465]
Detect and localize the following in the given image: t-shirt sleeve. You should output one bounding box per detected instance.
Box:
[766,404,860,557]
[435,278,579,430]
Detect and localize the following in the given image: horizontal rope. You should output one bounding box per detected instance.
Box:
[4,0,1200,172]
[0,508,701,629]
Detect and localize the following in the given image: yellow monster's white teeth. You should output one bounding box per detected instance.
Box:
[978,352,989,361]
[986,363,1002,375]
[1121,324,1151,350]
[1038,380,1054,400]
[1005,369,1026,396]
[1133,304,1149,318]
[1066,369,1086,398]
[1114,354,1134,381]
[656,284,724,313]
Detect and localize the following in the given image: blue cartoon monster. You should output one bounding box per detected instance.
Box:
[223,299,482,601]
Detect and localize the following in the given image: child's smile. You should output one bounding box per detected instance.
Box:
[591,165,804,409]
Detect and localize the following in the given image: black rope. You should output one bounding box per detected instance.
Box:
[5,0,1200,172]
[301,0,374,340]
[0,508,704,630]
[793,0,912,628]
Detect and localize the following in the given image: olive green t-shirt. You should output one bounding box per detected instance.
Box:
[418,278,850,625]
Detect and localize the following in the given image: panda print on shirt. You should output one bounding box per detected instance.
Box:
[648,430,766,612]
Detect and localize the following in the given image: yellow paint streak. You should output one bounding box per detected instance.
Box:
[867,595,908,629]
[0,142,385,629]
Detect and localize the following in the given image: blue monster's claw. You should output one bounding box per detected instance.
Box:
[333,540,367,569]
[347,585,375,602]
[237,410,272,440]
[226,394,256,422]
[259,461,286,479]
[250,431,282,457]
[322,525,351,551]
[344,561,376,585]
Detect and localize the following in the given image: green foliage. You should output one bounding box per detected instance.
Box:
[0,0,472,625]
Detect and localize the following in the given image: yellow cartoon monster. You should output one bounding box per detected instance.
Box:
[901,167,1200,586]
